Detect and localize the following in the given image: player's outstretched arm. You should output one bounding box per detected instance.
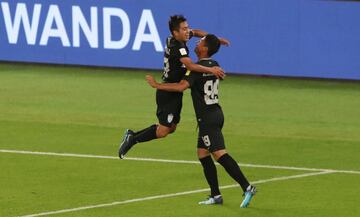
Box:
[218,37,230,46]
[146,75,189,92]
[180,57,225,79]
[191,29,208,38]
[191,29,230,46]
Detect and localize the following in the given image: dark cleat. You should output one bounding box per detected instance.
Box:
[198,195,223,205]
[118,129,135,159]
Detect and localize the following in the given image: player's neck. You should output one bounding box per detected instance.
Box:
[173,35,186,43]
[197,54,210,61]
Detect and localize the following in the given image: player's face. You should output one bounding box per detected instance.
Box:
[173,21,190,42]
[195,37,207,57]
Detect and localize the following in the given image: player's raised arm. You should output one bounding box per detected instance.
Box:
[180,57,225,79]
[146,75,190,92]
[191,29,208,38]
[218,37,230,46]
[191,29,230,46]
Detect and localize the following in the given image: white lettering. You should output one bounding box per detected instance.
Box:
[0,3,163,51]
[103,7,130,49]
[1,2,41,45]
[39,5,70,47]
[132,9,163,52]
[72,6,98,48]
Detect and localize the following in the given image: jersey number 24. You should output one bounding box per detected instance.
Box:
[204,79,219,105]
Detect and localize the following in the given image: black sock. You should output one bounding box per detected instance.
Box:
[217,153,250,192]
[133,128,148,136]
[199,156,221,197]
[132,124,157,143]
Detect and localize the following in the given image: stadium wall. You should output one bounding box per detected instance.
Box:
[0,0,359,80]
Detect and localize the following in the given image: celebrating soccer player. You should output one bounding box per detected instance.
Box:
[146,34,256,208]
[118,15,229,159]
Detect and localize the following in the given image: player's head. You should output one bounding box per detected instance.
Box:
[169,15,190,42]
[195,34,221,58]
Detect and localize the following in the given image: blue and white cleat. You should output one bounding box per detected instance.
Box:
[240,185,256,208]
[118,129,135,159]
[198,195,223,205]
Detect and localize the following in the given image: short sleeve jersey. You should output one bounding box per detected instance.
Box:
[184,58,221,118]
[162,32,193,83]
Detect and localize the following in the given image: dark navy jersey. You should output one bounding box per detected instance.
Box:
[162,31,193,83]
[184,58,222,118]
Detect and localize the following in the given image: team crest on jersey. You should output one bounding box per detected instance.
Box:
[179,48,187,56]
[167,113,174,123]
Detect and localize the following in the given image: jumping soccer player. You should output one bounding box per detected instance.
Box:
[146,34,256,208]
[118,15,229,159]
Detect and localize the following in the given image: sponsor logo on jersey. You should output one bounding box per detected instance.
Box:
[202,73,216,77]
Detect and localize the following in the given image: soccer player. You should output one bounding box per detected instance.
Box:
[145,34,256,208]
[118,15,229,159]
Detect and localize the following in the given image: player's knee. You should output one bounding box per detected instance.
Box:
[212,149,227,161]
[197,148,210,159]
[156,130,169,138]
[156,125,172,138]
[169,125,177,134]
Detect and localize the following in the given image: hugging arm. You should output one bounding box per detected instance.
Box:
[146,75,190,92]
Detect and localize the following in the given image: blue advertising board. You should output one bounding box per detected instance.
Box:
[0,0,359,80]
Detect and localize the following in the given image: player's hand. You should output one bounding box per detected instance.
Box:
[145,75,158,88]
[219,37,230,46]
[211,66,226,79]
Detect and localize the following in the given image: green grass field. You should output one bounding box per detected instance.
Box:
[0,62,359,217]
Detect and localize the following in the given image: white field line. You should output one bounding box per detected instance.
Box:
[1,149,359,174]
[19,170,334,217]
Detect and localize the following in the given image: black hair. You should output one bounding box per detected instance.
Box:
[168,15,187,35]
[204,34,220,57]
